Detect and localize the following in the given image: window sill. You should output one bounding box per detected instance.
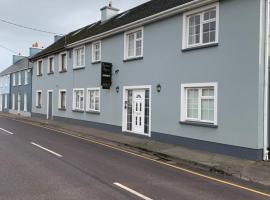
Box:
[47,72,54,75]
[179,121,218,128]
[86,110,100,115]
[73,66,85,71]
[37,74,43,77]
[36,105,42,109]
[58,107,66,111]
[59,69,67,73]
[72,109,84,113]
[123,56,143,62]
[182,43,218,52]
[92,61,101,64]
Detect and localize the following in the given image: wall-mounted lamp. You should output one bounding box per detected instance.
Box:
[156,84,162,93]
[116,86,120,93]
[115,69,120,75]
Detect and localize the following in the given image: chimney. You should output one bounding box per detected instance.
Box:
[29,42,43,57]
[100,1,119,22]
[54,35,63,42]
[13,54,25,64]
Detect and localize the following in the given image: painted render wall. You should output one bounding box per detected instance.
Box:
[32,0,262,151]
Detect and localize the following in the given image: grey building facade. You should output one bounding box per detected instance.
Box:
[30,0,270,160]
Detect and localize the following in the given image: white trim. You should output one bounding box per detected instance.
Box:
[182,2,219,50]
[58,89,67,109]
[73,46,85,69]
[4,94,7,109]
[37,59,43,76]
[92,41,102,63]
[67,0,217,48]
[36,90,42,107]
[47,56,55,74]
[124,27,144,60]
[18,72,21,85]
[59,51,68,72]
[180,82,218,125]
[23,93,27,112]
[47,90,53,119]
[72,88,85,111]
[86,87,101,112]
[12,93,15,110]
[122,85,152,137]
[24,70,28,85]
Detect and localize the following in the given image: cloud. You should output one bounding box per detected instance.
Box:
[0,0,148,70]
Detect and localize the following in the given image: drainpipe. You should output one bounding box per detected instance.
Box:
[263,0,269,160]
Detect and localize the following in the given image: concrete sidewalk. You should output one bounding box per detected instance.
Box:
[1,112,270,187]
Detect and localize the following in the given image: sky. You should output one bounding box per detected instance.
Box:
[0,0,148,71]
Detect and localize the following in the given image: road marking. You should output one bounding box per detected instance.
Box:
[1,115,270,197]
[0,128,14,135]
[114,182,153,200]
[31,142,63,158]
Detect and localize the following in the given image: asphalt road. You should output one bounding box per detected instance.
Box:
[0,116,269,200]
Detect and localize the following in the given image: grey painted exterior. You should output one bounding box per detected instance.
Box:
[31,0,268,160]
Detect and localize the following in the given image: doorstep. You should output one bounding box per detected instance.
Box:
[0,112,269,187]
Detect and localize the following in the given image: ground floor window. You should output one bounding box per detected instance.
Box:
[86,88,100,112]
[4,94,7,109]
[124,86,151,136]
[73,89,84,111]
[36,91,42,108]
[24,93,27,112]
[12,93,15,110]
[58,90,66,110]
[181,82,217,125]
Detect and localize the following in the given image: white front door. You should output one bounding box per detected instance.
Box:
[17,94,21,112]
[132,90,145,134]
[0,95,2,111]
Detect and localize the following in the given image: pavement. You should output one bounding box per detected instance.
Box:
[0,113,270,199]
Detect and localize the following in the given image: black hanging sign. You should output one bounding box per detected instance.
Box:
[101,62,112,89]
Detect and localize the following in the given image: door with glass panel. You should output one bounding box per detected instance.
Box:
[132,90,145,134]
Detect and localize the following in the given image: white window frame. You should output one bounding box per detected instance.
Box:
[4,94,7,109]
[73,46,85,69]
[124,27,144,60]
[92,41,102,63]
[18,72,21,85]
[86,87,100,112]
[37,59,43,76]
[59,52,68,72]
[36,90,42,107]
[12,73,16,86]
[58,89,67,109]
[72,88,85,111]
[12,93,15,110]
[24,93,27,112]
[182,3,219,49]
[180,82,218,125]
[47,56,55,74]
[24,70,28,85]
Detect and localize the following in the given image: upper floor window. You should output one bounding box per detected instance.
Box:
[12,73,16,86]
[73,46,85,69]
[48,56,54,74]
[59,52,67,72]
[181,82,218,125]
[124,27,143,60]
[182,3,219,49]
[92,41,101,63]
[24,70,28,85]
[18,72,21,85]
[37,60,43,76]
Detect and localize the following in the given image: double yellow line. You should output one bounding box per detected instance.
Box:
[2,115,270,198]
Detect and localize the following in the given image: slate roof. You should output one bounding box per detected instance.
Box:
[31,0,195,60]
[0,57,30,76]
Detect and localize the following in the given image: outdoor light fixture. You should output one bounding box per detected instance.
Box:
[115,69,119,75]
[116,86,120,93]
[156,84,161,93]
